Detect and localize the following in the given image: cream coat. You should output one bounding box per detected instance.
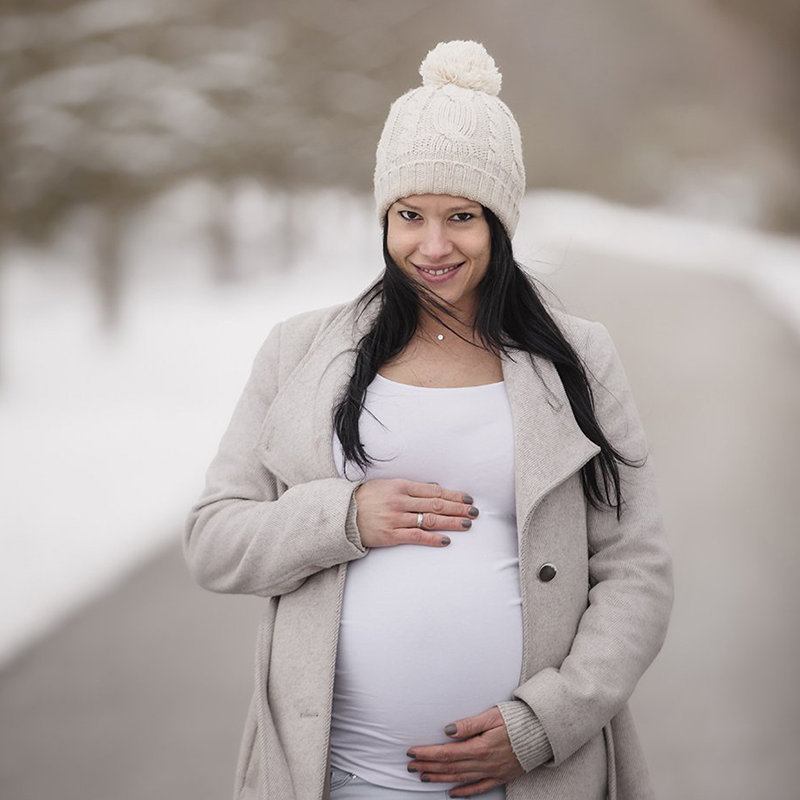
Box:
[184,279,674,800]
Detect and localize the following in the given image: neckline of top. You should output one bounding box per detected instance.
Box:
[374,373,506,390]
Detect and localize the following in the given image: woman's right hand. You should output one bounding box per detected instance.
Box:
[353,479,479,549]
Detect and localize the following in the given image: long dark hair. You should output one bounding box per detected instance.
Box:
[332,206,645,520]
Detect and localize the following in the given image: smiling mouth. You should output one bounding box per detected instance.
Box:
[414,263,464,276]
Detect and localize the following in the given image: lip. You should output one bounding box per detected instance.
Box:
[412,262,464,284]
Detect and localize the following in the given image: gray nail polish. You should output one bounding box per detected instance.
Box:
[461,519,472,528]
[441,536,451,546]
[462,494,473,504]
[468,506,479,517]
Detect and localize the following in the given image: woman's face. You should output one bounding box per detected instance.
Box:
[386,194,491,315]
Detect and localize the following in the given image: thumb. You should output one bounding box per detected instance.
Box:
[444,706,501,738]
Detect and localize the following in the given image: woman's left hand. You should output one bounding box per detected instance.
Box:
[406,706,524,796]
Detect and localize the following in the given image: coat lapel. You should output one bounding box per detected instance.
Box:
[256,284,601,532]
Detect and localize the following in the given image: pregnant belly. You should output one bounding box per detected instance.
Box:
[330,541,523,789]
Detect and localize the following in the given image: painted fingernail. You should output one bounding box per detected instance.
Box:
[421,775,431,782]
[406,749,416,758]
[441,536,451,546]
[462,494,473,504]
[468,506,479,517]
[444,723,457,735]
[461,519,472,528]
[407,764,417,772]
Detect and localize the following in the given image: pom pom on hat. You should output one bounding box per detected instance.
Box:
[419,40,502,96]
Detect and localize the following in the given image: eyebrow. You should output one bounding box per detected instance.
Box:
[398,201,481,213]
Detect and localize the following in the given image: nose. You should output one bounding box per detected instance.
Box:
[417,223,454,262]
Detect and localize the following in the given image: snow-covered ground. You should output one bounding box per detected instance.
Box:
[1,185,798,666]
[516,192,800,339]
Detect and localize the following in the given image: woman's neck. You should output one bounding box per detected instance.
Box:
[417,304,478,345]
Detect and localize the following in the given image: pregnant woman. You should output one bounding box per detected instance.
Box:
[184,41,674,800]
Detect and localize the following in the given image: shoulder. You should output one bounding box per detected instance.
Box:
[278,302,348,344]
[547,308,624,393]
[250,301,349,382]
[548,307,611,355]
[264,278,382,364]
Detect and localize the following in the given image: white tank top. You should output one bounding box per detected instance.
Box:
[330,372,523,790]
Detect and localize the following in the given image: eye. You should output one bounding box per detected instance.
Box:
[398,210,421,221]
[451,212,475,222]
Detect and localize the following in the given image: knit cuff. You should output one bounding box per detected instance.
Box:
[496,701,554,772]
[344,486,366,552]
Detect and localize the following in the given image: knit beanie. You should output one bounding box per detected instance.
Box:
[373,40,526,238]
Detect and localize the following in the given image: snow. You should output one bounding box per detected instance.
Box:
[1,185,798,666]
[515,192,800,338]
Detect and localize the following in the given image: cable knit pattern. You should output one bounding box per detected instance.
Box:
[496,700,554,772]
[374,41,525,238]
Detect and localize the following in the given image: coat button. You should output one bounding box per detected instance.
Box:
[538,563,557,582]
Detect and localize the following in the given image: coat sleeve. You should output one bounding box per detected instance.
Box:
[182,321,369,598]
[499,320,674,770]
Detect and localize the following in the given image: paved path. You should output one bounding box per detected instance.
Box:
[2,255,799,800]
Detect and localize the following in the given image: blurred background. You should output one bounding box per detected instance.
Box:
[1,1,799,798]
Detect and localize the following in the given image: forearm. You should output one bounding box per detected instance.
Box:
[496,700,554,772]
[507,321,673,767]
[510,511,672,767]
[183,319,369,598]
[184,475,367,597]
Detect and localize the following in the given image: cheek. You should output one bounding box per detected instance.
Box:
[463,235,491,267]
[386,229,418,258]
[459,222,490,257]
